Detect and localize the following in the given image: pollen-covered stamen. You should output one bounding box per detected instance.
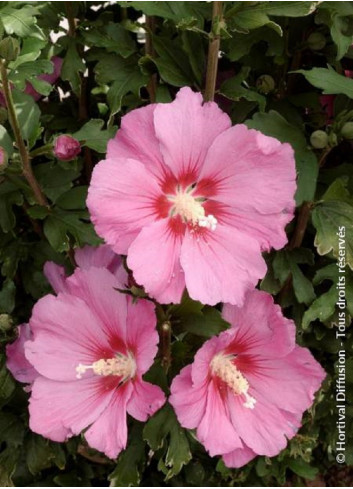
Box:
[169,188,217,231]
[210,353,256,409]
[76,352,136,380]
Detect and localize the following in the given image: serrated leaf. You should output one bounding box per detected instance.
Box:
[296,67,353,98]
[0,279,15,313]
[302,285,337,328]
[9,59,53,95]
[0,125,14,157]
[0,447,19,487]
[83,22,136,58]
[12,89,41,144]
[34,162,81,203]
[246,110,318,205]
[61,38,85,95]
[1,5,45,40]
[220,67,266,111]
[56,186,88,210]
[72,119,117,153]
[0,181,24,232]
[44,209,101,252]
[0,353,15,400]
[143,404,191,479]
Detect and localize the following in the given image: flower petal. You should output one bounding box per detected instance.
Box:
[84,382,133,459]
[199,125,296,251]
[127,219,185,304]
[6,324,37,384]
[153,87,231,181]
[26,293,112,381]
[180,224,266,306]
[169,365,207,429]
[29,376,115,442]
[222,445,257,468]
[126,297,159,373]
[43,262,67,294]
[126,378,165,421]
[87,158,162,254]
[197,380,242,456]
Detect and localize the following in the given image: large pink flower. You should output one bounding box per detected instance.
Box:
[169,289,325,468]
[6,246,165,458]
[87,88,296,306]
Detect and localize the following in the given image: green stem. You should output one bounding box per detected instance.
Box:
[204,1,223,102]
[160,321,172,373]
[0,61,48,207]
[29,143,53,158]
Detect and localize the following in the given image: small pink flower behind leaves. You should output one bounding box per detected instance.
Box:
[88,87,297,306]
[54,134,81,161]
[0,146,7,169]
[169,289,326,468]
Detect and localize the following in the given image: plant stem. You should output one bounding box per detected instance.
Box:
[0,61,48,207]
[204,1,223,102]
[160,321,172,373]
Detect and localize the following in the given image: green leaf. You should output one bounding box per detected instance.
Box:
[226,27,284,61]
[312,179,353,269]
[246,110,318,205]
[56,186,88,210]
[302,285,337,328]
[0,413,25,448]
[109,424,146,487]
[288,458,319,480]
[61,38,85,95]
[25,434,66,475]
[152,35,195,87]
[12,89,41,144]
[9,59,53,96]
[72,119,117,153]
[95,54,148,117]
[220,67,266,111]
[317,2,353,60]
[0,447,19,487]
[143,404,192,479]
[0,181,24,232]
[1,5,45,39]
[120,1,210,25]
[35,162,81,203]
[179,306,230,338]
[0,124,14,157]
[296,67,353,98]
[83,22,136,58]
[0,353,15,400]
[0,279,15,313]
[44,209,101,252]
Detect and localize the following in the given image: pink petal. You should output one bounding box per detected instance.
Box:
[226,389,297,457]
[74,244,120,273]
[6,324,37,384]
[169,365,207,429]
[107,104,166,182]
[127,219,185,304]
[126,378,165,421]
[246,345,325,414]
[26,293,112,381]
[222,289,296,358]
[29,375,115,442]
[222,445,257,468]
[87,158,162,254]
[180,224,266,306]
[153,87,231,180]
[85,382,133,459]
[126,297,159,374]
[199,125,296,251]
[43,262,67,293]
[65,267,128,345]
[197,380,242,457]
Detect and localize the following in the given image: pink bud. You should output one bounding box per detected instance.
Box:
[0,146,8,168]
[54,135,81,161]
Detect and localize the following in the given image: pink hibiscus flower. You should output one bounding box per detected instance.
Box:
[6,245,165,458]
[169,289,325,468]
[87,87,296,306]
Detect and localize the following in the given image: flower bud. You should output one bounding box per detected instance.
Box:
[341,122,353,140]
[307,32,326,51]
[0,37,20,62]
[0,146,8,170]
[256,74,275,94]
[54,135,81,161]
[310,130,328,149]
[0,313,13,332]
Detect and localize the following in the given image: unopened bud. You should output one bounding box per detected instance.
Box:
[256,75,275,94]
[310,130,328,149]
[341,122,353,140]
[53,135,81,161]
[0,37,20,62]
[307,32,326,51]
[0,313,13,332]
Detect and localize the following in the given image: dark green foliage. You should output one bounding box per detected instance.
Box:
[0,1,353,486]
